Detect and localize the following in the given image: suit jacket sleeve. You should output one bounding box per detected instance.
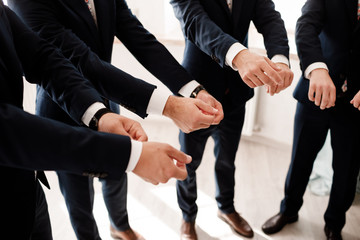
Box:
[295,0,326,72]
[5,6,105,124]
[252,0,289,60]
[170,0,238,67]
[113,0,193,93]
[9,0,157,118]
[171,0,289,66]
[0,103,130,179]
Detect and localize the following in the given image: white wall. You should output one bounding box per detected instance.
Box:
[126,0,183,40]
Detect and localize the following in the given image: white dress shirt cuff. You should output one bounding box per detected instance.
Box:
[81,102,107,126]
[225,42,247,71]
[126,140,142,172]
[271,54,289,66]
[178,80,201,97]
[146,88,171,115]
[304,62,329,79]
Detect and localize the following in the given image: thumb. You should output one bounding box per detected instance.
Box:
[136,133,148,142]
[167,146,191,180]
[168,146,192,165]
[265,57,281,71]
[308,86,315,102]
[172,165,188,181]
[130,127,148,142]
[110,126,131,137]
[195,99,218,115]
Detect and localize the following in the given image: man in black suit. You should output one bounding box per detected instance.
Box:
[170,0,293,239]
[0,2,192,239]
[9,0,224,239]
[262,0,360,239]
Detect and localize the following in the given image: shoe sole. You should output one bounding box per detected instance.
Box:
[110,233,123,240]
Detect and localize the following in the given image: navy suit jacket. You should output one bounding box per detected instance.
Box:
[294,0,360,104]
[9,0,194,123]
[170,0,289,106]
[0,4,132,237]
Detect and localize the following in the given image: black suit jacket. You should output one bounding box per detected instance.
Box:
[294,0,360,104]
[9,0,194,122]
[0,5,132,237]
[170,0,289,106]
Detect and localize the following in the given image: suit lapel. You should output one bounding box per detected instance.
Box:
[216,0,231,18]
[62,0,99,39]
[0,54,7,73]
[345,0,357,24]
[347,0,360,33]
[93,0,115,49]
[231,0,243,23]
[0,6,22,76]
[354,19,360,33]
[0,7,7,72]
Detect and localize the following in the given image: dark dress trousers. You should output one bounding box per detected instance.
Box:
[8,0,195,238]
[281,0,360,232]
[0,4,132,239]
[170,0,289,221]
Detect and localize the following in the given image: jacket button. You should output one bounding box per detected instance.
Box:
[211,54,220,63]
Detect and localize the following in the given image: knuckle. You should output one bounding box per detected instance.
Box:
[164,144,172,152]
[161,174,170,183]
[160,178,168,184]
[184,130,190,134]
[243,71,251,79]
[189,122,197,130]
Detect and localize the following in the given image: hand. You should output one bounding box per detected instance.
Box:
[350,91,360,111]
[196,90,224,124]
[308,69,336,110]
[233,49,283,90]
[132,142,192,185]
[266,63,294,95]
[98,113,148,141]
[163,95,218,133]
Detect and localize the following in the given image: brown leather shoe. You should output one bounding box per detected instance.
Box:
[180,220,198,240]
[324,226,343,240]
[217,210,254,238]
[110,225,145,240]
[262,212,298,234]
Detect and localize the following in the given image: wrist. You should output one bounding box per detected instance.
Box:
[232,49,249,68]
[310,68,328,80]
[162,95,176,117]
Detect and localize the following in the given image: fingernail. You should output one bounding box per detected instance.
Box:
[186,155,192,162]
[213,108,218,112]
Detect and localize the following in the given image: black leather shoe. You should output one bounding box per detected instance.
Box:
[324,226,342,240]
[262,212,298,234]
